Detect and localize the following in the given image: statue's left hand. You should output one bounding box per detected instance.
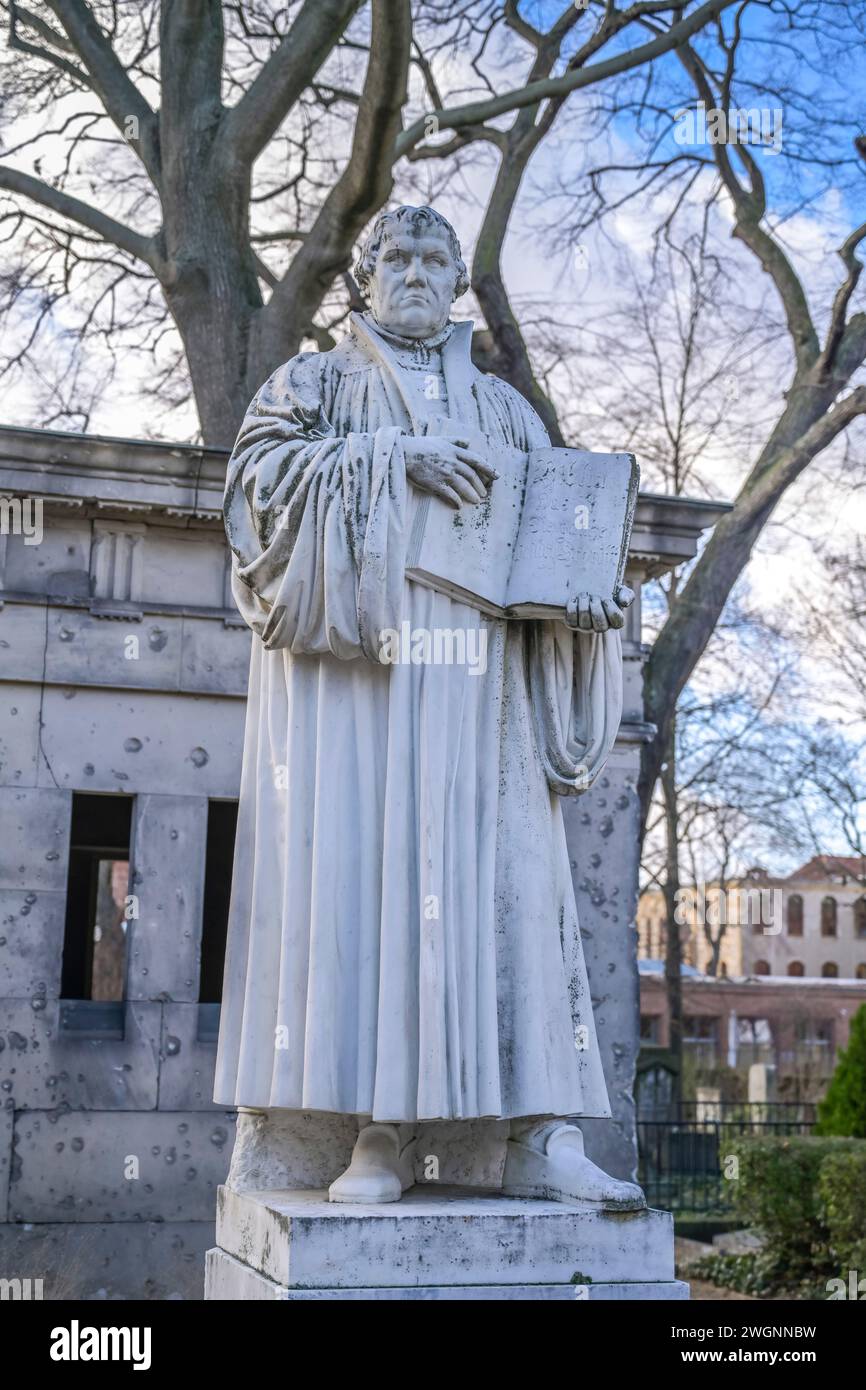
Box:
[565,586,635,632]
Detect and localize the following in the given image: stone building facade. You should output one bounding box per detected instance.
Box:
[638,857,866,981]
[0,425,725,1297]
[639,969,866,1100]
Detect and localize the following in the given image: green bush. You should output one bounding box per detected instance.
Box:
[711,1135,866,1294]
[815,1004,866,1137]
[817,1148,866,1273]
[725,1135,865,1283]
[688,1251,829,1301]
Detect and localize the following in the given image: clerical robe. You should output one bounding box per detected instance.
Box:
[214,311,623,1123]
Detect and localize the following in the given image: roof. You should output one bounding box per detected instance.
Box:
[785,855,866,884]
[638,959,704,978]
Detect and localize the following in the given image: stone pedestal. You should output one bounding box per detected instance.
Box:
[205,1185,688,1301]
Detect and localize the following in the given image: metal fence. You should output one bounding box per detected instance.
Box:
[637,1101,817,1214]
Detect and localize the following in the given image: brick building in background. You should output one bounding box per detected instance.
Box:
[637,858,866,1102]
[638,857,866,981]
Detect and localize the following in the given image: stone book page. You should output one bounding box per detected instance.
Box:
[406,445,639,619]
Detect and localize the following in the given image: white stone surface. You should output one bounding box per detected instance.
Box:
[1,1219,214,1300]
[10,1110,236,1222]
[216,207,624,1127]
[206,1247,689,1300]
[225,1109,356,1193]
[0,1000,160,1111]
[158,1004,225,1111]
[126,794,207,1002]
[215,1184,676,1289]
[0,1106,12,1222]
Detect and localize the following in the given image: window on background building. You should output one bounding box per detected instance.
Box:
[61,792,133,1003]
[856,963,866,980]
[786,894,803,936]
[854,898,866,940]
[821,961,839,978]
[821,896,838,937]
[794,1018,834,1050]
[682,1016,719,1063]
[737,1016,775,1066]
[754,959,770,975]
[720,962,728,977]
[197,799,239,1007]
[788,960,805,976]
[640,1015,661,1044]
[683,1016,719,1040]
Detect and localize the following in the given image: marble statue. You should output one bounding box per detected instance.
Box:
[215,204,643,1210]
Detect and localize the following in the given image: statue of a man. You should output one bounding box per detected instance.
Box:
[216,204,643,1209]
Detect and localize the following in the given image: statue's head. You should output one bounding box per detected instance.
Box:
[355,205,469,340]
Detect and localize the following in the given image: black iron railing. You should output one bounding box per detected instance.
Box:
[637,1101,817,1213]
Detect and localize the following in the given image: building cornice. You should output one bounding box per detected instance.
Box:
[0,424,732,563]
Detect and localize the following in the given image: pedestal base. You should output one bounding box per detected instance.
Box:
[205,1185,688,1301]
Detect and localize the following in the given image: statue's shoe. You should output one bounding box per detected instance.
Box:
[328,1123,415,1204]
[502,1122,646,1211]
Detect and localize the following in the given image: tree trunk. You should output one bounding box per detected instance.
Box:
[662,727,684,1104]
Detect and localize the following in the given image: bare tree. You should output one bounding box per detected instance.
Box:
[0,0,739,442]
[637,14,866,827]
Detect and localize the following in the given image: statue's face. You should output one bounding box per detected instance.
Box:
[369,226,457,338]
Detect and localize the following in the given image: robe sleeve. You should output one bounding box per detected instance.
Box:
[490,376,625,797]
[527,620,624,796]
[223,352,407,661]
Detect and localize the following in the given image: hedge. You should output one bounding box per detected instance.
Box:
[723,1134,866,1289]
[817,1147,866,1275]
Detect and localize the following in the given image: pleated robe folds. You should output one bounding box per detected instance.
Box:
[213,312,622,1123]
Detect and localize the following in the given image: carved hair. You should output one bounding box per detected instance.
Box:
[354,205,470,300]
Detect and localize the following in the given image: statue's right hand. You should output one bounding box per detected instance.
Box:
[404,435,498,508]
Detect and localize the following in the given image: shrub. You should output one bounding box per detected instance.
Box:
[687,1251,829,1301]
[815,1004,866,1137]
[725,1135,865,1283]
[817,1148,866,1274]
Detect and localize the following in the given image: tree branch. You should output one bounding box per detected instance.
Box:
[220,0,362,168]
[252,0,411,376]
[42,0,160,181]
[0,164,159,266]
[396,0,739,158]
[817,220,866,376]
[641,385,866,817]
[676,40,820,370]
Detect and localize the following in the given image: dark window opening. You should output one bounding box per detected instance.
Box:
[821,896,837,937]
[683,1015,719,1042]
[640,1014,661,1044]
[786,894,803,936]
[61,792,133,1004]
[198,799,239,1006]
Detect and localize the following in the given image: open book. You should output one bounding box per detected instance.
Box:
[406,445,640,619]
